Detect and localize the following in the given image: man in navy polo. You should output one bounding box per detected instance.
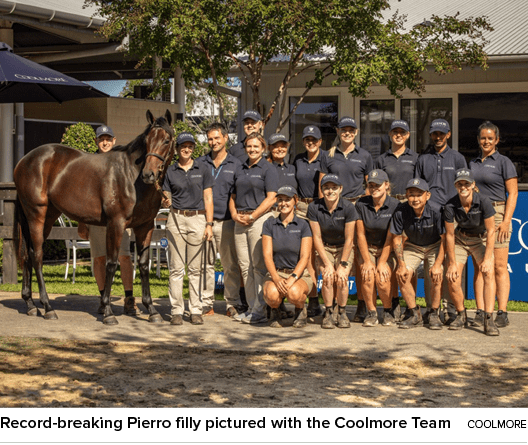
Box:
[375,119,419,198]
[197,123,243,317]
[390,178,445,329]
[230,110,263,162]
[415,119,467,207]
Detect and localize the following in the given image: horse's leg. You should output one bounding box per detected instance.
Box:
[21,254,37,315]
[100,220,124,325]
[134,222,162,323]
[27,208,60,319]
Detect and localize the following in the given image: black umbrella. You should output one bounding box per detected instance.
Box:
[0,42,108,103]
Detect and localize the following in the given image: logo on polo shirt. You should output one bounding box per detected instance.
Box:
[190,175,202,178]
[380,214,392,218]
[250,174,262,178]
[289,230,301,234]
[484,165,496,169]
[335,216,345,220]
[224,170,234,174]
[468,210,482,215]
[402,160,414,164]
[444,167,454,170]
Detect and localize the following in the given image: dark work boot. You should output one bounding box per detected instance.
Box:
[280,300,294,319]
[392,297,402,322]
[307,297,323,317]
[321,307,336,329]
[352,300,367,322]
[268,307,282,328]
[337,306,351,328]
[471,309,485,327]
[292,307,307,328]
[427,308,443,330]
[494,310,510,328]
[484,312,500,336]
[448,309,467,330]
[399,306,423,329]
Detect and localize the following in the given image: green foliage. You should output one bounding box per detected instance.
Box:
[61,123,97,153]
[90,0,491,132]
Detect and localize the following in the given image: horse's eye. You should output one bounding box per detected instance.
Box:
[165,140,170,144]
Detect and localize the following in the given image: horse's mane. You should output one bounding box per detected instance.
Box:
[111,116,174,154]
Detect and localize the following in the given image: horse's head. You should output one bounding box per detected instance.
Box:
[142,109,175,185]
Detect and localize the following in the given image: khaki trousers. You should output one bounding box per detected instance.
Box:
[166,211,206,316]
[203,219,241,309]
[234,212,274,317]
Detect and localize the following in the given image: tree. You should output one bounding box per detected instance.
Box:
[89,0,492,132]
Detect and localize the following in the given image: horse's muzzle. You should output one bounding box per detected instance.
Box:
[141,170,157,184]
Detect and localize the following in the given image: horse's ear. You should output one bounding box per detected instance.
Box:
[165,109,172,126]
[146,110,155,125]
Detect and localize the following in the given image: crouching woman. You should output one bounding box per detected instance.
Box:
[262,186,313,328]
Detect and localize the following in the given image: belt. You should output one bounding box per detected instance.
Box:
[393,194,406,200]
[492,201,506,207]
[172,209,206,216]
[345,194,365,203]
[323,241,344,248]
[237,209,272,216]
[299,197,314,203]
[457,229,485,238]
[277,268,295,274]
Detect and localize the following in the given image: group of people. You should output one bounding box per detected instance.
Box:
[87,110,518,336]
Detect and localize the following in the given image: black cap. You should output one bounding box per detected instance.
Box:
[96,125,114,138]
[454,168,475,184]
[277,185,297,198]
[321,174,342,187]
[390,120,410,132]
[367,169,389,185]
[429,119,450,134]
[268,133,288,145]
[176,132,195,145]
[302,125,322,140]
[406,178,430,192]
[242,110,262,122]
[337,116,358,129]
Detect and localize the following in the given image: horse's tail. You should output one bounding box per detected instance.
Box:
[13,197,31,270]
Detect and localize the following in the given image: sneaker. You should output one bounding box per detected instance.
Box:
[170,314,183,325]
[494,310,510,328]
[123,296,139,315]
[233,310,250,322]
[381,310,396,326]
[337,307,351,328]
[352,300,367,322]
[484,312,500,336]
[241,313,268,324]
[399,307,423,329]
[190,314,204,325]
[226,306,239,318]
[292,307,307,328]
[321,308,336,329]
[307,297,323,317]
[427,308,443,330]
[279,301,294,319]
[392,298,402,321]
[202,307,215,316]
[448,309,467,330]
[362,310,379,327]
[471,309,484,327]
[268,308,282,328]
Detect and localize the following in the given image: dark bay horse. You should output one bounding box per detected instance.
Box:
[13,110,175,325]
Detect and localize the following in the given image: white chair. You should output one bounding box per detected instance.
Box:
[59,214,92,283]
[133,209,170,279]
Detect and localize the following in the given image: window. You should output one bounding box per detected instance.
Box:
[359,100,394,163]
[289,96,338,158]
[459,93,528,183]
[401,98,452,154]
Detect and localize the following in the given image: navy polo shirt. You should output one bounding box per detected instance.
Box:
[415,145,467,207]
[262,216,312,269]
[162,161,214,211]
[307,197,359,246]
[229,138,248,163]
[375,147,419,195]
[390,201,445,247]
[320,145,373,198]
[273,161,298,189]
[356,195,400,247]
[293,150,327,199]
[233,157,279,211]
[443,192,495,235]
[469,151,517,202]
[196,152,242,220]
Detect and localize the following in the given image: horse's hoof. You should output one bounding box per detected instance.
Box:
[44,310,58,320]
[103,316,118,326]
[27,307,39,317]
[149,313,163,324]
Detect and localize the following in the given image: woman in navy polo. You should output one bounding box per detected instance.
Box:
[229,132,279,324]
[162,133,214,326]
[293,125,327,316]
[267,133,297,189]
[469,121,518,328]
[262,186,313,328]
[355,170,400,327]
[443,168,497,335]
[307,174,359,329]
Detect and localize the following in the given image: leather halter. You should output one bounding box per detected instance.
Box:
[144,124,175,193]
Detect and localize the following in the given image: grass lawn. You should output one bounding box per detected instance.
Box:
[1,264,527,312]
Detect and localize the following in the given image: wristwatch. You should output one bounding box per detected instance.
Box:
[290,272,298,280]
[340,261,350,267]
[206,221,214,226]
[249,214,254,221]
